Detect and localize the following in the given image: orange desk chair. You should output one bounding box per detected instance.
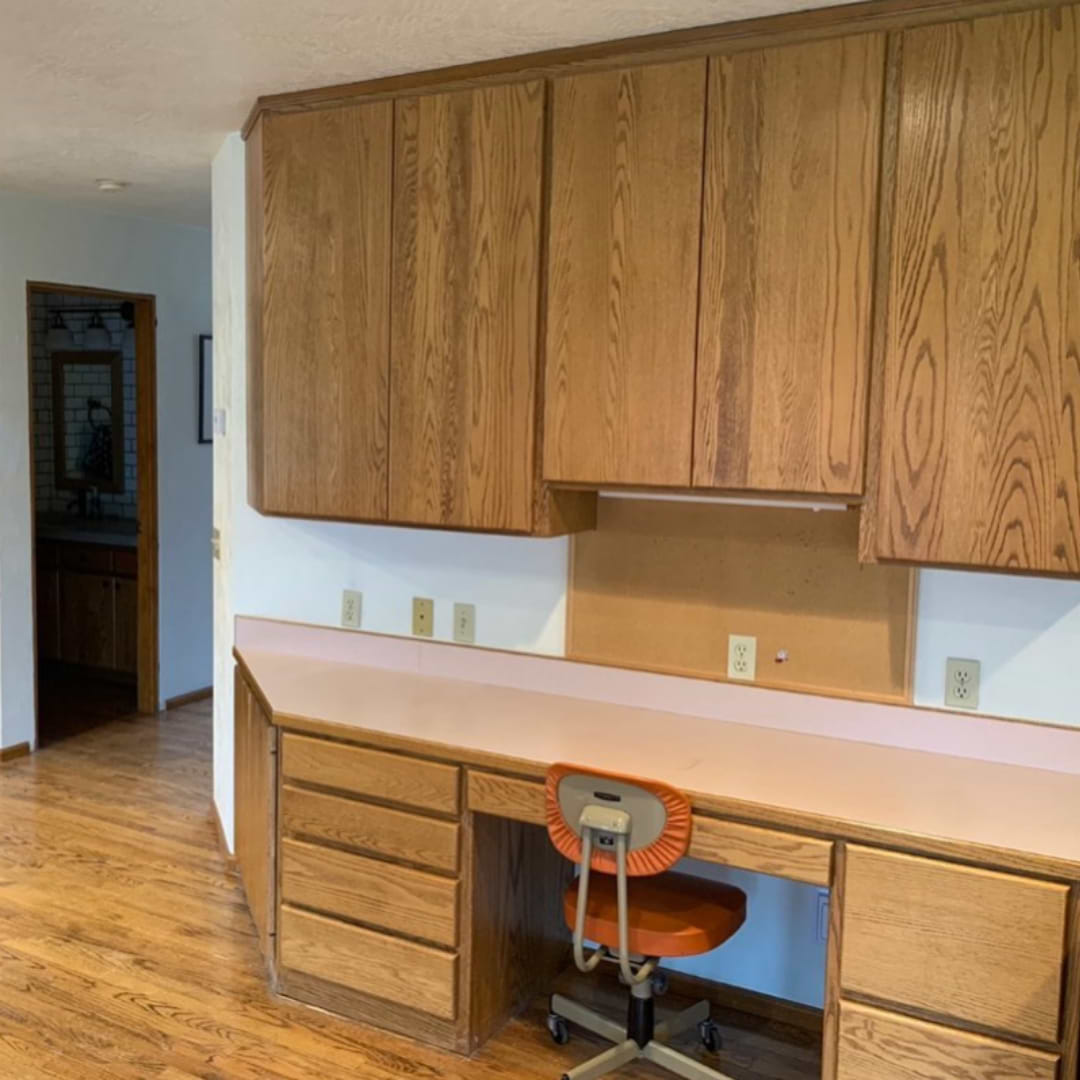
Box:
[545,764,747,1080]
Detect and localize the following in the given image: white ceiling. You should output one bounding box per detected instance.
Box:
[0,0,847,227]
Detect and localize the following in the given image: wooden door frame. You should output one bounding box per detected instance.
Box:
[25,281,160,727]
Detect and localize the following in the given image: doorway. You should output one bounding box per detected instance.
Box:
[26,282,159,744]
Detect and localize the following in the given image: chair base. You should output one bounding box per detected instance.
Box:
[550,992,734,1080]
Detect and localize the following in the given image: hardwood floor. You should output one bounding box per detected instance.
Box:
[0,702,819,1079]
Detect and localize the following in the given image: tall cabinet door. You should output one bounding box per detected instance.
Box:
[250,103,393,520]
[389,82,544,531]
[694,35,885,495]
[876,7,1080,572]
[543,60,707,487]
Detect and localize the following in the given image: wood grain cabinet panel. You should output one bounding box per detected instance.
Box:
[36,565,61,663]
[280,785,460,873]
[688,816,832,886]
[842,846,1068,1043]
[281,838,459,947]
[279,905,458,1021]
[390,83,544,531]
[694,35,885,495]
[233,669,277,964]
[544,59,706,486]
[250,103,392,520]
[836,1001,1059,1080]
[60,572,115,669]
[113,578,137,675]
[280,733,460,814]
[876,7,1080,572]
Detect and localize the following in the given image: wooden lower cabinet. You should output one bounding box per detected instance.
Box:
[234,669,277,966]
[36,566,62,662]
[114,577,138,674]
[60,571,115,668]
[836,1002,1059,1080]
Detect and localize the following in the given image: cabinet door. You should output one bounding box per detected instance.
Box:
[36,566,61,662]
[60,572,115,669]
[114,577,137,675]
[876,8,1080,572]
[250,103,393,520]
[234,668,277,965]
[544,60,706,487]
[389,83,544,530]
[694,35,885,495]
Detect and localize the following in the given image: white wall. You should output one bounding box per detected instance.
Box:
[0,191,213,748]
[211,130,1080,1008]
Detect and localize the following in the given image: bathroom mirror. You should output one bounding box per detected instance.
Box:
[51,351,125,493]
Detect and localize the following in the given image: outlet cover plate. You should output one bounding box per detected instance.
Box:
[727,634,757,681]
[945,657,980,710]
[412,596,434,638]
[453,602,476,645]
[340,589,362,630]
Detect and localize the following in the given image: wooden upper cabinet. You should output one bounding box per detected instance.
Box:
[694,35,886,495]
[389,83,544,531]
[875,7,1080,573]
[248,103,393,520]
[544,60,707,487]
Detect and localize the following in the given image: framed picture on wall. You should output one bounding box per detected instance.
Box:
[198,334,213,444]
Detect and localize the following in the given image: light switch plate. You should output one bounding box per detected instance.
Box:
[213,408,227,436]
[453,602,476,645]
[412,596,434,638]
[341,589,362,630]
[945,657,980,710]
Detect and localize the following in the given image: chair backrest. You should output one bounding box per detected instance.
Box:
[545,763,692,878]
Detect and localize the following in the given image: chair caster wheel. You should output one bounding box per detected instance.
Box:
[698,1018,722,1054]
[547,1012,570,1045]
[650,970,669,997]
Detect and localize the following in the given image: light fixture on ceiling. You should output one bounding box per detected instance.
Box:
[95,178,130,193]
[84,312,112,349]
[46,312,73,350]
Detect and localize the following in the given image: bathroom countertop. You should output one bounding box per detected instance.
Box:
[36,515,138,548]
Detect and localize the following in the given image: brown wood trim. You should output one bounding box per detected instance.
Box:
[1060,887,1080,1080]
[165,686,213,709]
[209,802,237,873]
[821,842,846,1080]
[242,0,1068,137]
[0,742,31,764]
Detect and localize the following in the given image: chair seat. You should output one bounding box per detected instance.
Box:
[563,872,747,958]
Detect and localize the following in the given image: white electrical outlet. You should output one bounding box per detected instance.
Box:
[412,596,434,638]
[945,657,980,709]
[340,589,362,630]
[727,634,757,681]
[453,602,476,645]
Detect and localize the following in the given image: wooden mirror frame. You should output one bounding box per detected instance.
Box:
[51,350,125,494]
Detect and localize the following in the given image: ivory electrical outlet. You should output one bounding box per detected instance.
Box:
[412,596,434,638]
[945,657,980,709]
[727,634,757,681]
[340,589,362,630]
[453,602,476,645]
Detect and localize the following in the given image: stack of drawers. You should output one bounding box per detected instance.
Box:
[836,846,1069,1078]
[276,733,464,1033]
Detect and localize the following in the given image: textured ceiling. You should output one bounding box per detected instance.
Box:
[0,0,848,226]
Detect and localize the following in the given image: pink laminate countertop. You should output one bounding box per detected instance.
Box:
[238,646,1080,874]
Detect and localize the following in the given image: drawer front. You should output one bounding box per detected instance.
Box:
[61,543,114,574]
[280,905,457,1021]
[281,784,460,873]
[837,1001,1058,1080]
[689,816,832,886]
[842,847,1067,1042]
[281,733,460,815]
[466,771,546,825]
[281,838,458,947]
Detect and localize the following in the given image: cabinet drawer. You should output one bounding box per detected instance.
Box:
[281,733,460,815]
[281,838,458,947]
[837,1001,1058,1080]
[688,816,832,886]
[281,785,460,873]
[842,847,1067,1042]
[466,771,546,825]
[280,905,457,1020]
[61,543,114,574]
